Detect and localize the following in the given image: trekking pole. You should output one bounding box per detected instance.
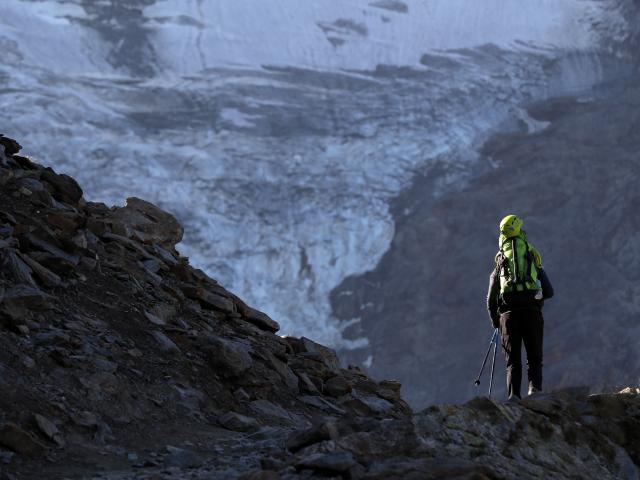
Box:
[488,328,499,397]
[474,328,499,387]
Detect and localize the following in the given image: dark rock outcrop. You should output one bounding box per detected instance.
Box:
[0,135,409,479]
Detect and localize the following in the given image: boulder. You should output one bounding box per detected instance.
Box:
[0,210,16,225]
[86,217,110,237]
[218,412,259,432]
[0,423,46,456]
[286,420,339,452]
[33,414,65,447]
[150,331,181,353]
[11,177,52,206]
[244,308,280,333]
[145,310,166,326]
[0,238,16,249]
[71,411,99,429]
[296,451,358,473]
[164,445,204,469]
[520,386,591,416]
[289,354,335,381]
[377,380,402,401]
[101,232,154,259]
[324,376,353,398]
[298,395,346,415]
[300,337,340,372]
[33,329,71,347]
[107,197,183,248]
[0,450,14,465]
[81,372,120,399]
[19,253,61,287]
[341,393,393,416]
[264,351,299,390]
[233,296,280,333]
[204,337,253,377]
[181,285,235,313]
[45,211,84,236]
[152,244,179,265]
[1,249,35,285]
[249,400,300,424]
[41,169,83,205]
[23,233,80,267]
[0,135,22,156]
[297,372,321,395]
[29,252,77,277]
[234,388,251,402]
[238,471,279,480]
[2,285,54,310]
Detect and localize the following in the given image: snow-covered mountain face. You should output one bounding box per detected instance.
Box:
[1,1,637,381]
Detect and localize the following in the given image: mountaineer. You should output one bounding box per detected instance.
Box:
[486,215,554,401]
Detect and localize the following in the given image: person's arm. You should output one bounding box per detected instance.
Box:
[486,269,500,328]
[539,268,554,299]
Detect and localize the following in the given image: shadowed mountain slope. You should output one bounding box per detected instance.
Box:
[333,80,640,407]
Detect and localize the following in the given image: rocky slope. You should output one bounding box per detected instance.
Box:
[2,135,640,479]
[0,135,410,479]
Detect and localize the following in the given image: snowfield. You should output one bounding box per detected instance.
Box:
[0,0,634,347]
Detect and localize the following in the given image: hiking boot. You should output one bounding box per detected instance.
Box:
[528,386,542,396]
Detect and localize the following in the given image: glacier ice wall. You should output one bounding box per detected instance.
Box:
[0,0,634,347]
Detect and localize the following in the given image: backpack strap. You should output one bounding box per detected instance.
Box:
[524,241,534,282]
[512,238,524,286]
[495,251,508,278]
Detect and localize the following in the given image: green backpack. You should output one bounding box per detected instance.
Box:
[495,233,542,295]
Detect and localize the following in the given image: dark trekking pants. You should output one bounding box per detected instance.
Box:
[500,309,543,399]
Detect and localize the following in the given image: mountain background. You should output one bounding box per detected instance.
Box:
[1,0,639,407]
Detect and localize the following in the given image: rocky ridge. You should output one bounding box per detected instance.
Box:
[1,135,640,479]
[0,134,409,479]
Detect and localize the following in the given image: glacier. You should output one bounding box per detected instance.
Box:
[0,0,635,348]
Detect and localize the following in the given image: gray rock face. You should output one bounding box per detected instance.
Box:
[286,420,339,452]
[333,79,640,408]
[2,285,53,311]
[0,423,45,456]
[164,445,204,469]
[0,137,411,478]
[244,309,280,334]
[204,336,253,378]
[0,135,21,157]
[324,375,352,397]
[249,400,300,425]
[150,330,181,353]
[40,170,83,205]
[296,451,358,473]
[108,197,183,249]
[33,414,65,447]
[218,412,259,432]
